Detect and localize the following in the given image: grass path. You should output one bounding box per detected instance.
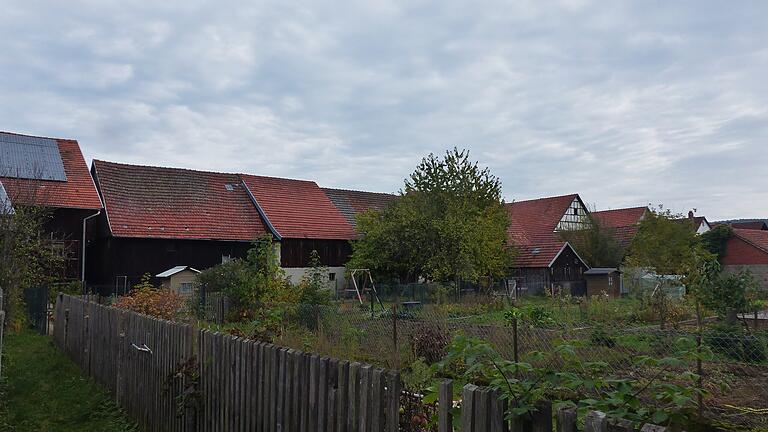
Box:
[0,330,137,432]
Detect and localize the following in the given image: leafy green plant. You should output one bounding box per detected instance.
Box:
[424,334,711,429]
[590,325,616,348]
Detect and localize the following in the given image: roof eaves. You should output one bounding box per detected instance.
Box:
[240,177,282,241]
[548,241,590,269]
[91,162,115,237]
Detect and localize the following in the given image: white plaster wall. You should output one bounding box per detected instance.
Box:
[282,266,347,295]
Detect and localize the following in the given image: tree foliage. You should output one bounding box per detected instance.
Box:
[700,224,733,260]
[0,204,64,328]
[558,213,623,268]
[349,148,513,284]
[195,235,291,313]
[625,207,701,275]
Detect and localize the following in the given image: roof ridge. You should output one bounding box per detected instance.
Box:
[506,193,579,205]
[592,206,649,213]
[0,130,74,142]
[93,159,240,177]
[323,186,397,196]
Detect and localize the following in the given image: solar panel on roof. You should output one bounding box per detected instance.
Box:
[0,132,67,181]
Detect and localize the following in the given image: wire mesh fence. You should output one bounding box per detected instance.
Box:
[216,301,768,431]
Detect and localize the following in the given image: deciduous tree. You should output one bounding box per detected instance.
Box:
[349,148,513,285]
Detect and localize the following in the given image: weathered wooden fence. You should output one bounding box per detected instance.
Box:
[54,294,671,432]
[54,294,402,432]
[0,309,5,379]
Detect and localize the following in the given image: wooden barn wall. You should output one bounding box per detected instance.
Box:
[550,246,587,283]
[279,238,352,268]
[86,237,252,288]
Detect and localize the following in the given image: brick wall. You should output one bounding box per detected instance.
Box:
[721,236,768,265]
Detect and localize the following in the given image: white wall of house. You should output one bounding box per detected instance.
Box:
[282,266,346,295]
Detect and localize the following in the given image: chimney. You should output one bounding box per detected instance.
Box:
[688,210,694,219]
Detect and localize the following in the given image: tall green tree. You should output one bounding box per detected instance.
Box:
[625,207,702,275]
[349,148,513,284]
[558,213,623,268]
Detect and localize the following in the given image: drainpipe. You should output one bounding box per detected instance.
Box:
[81,210,101,285]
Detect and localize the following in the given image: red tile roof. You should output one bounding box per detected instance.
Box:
[733,229,768,255]
[93,160,268,240]
[241,175,356,240]
[591,206,648,249]
[0,133,101,210]
[322,188,397,230]
[592,207,648,228]
[505,194,580,267]
[724,221,768,231]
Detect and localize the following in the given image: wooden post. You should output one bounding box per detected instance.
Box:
[531,400,552,432]
[556,406,577,432]
[438,380,453,432]
[639,425,667,432]
[512,316,519,365]
[386,371,400,432]
[607,418,634,432]
[585,411,608,432]
[461,384,477,432]
[392,304,399,370]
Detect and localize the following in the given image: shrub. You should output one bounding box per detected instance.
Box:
[113,275,184,320]
[590,325,616,348]
[705,325,768,363]
[411,325,450,364]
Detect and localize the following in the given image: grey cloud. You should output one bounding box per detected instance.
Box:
[0,0,766,219]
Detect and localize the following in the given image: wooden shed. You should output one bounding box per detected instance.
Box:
[156,266,200,297]
[584,267,623,298]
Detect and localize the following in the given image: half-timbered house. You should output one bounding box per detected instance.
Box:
[506,194,590,295]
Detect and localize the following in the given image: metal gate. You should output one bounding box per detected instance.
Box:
[24,286,49,335]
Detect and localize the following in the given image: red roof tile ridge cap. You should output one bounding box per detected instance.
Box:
[93,159,239,177]
[505,193,579,206]
[592,206,649,214]
[322,186,397,196]
[239,172,320,185]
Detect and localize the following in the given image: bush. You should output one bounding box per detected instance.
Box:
[113,275,184,320]
[411,325,450,364]
[590,325,616,348]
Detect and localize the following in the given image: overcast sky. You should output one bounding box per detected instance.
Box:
[1,1,766,220]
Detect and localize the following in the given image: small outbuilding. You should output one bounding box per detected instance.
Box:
[584,268,623,298]
[156,266,201,297]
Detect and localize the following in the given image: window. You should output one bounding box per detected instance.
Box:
[179,282,193,294]
[329,273,336,281]
[608,275,614,287]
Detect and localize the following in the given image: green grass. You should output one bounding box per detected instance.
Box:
[0,330,137,432]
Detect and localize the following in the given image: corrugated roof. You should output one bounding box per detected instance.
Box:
[241,175,356,240]
[156,266,200,278]
[322,187,397,230]
[93,160,269,240]
[0,132,102,210]
[585,267,619,275]
[0,132,67,181]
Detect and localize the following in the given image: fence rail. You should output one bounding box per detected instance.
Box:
[54,294,677,432]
